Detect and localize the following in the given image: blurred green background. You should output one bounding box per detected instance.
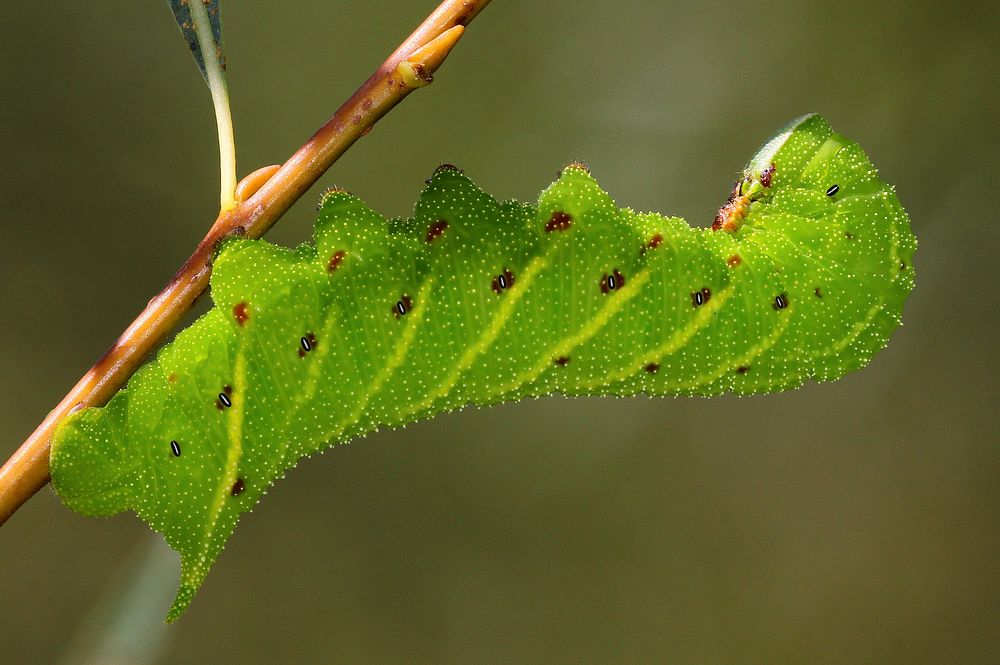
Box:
[1,1,998,663]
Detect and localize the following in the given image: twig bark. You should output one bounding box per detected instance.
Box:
[0,0,491,526]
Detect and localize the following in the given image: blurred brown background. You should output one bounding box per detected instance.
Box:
[1,1,998,663]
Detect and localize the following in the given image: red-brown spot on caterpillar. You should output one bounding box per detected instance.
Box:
[554,356,570,366]
[231,478,245,497]
[491,268,515,294]
[712,181,750,233]
[327,250,346,273]
[233,301,249,326]
[545,211,573,232]
[641,233,663,255]
[645,363,659,373]
[167,373,178,384]
[426,219,448,243]
[600,269,625,294]
[736,366,749,374]
[691,287,711,307]
[760,164,775,188]
[393,294,413,319]
[726,254,742,268]
[298,332,318,358]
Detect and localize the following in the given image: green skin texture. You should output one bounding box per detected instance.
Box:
[49,114,916,621]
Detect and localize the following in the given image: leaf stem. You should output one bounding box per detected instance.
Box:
[187,0,238,211]
[0,0,491,526]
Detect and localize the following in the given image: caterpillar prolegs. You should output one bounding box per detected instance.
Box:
[49,114,916,620]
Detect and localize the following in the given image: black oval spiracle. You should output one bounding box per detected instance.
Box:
[492,268,515,294]
[773,293,789,310]
[392,294,414,319]
[298,332,318,358]
[170,440,181,457]
[826,184,840,196]
[218,392,232,408]
[691,287,711,307]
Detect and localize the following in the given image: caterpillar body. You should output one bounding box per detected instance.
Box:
[50,114,916,620]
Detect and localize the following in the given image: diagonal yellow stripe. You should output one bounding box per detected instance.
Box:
[487,265,654,400]
[573,283,736,393]
[398,249,554,419]
[805,191,903,361]
[196,334,248,588]
[672,301,792,392]
[333,276,436,439]
[275,295,342,466]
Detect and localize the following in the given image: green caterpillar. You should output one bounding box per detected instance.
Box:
[49,114,916,620]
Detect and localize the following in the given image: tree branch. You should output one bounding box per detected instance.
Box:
[0,0,491,526]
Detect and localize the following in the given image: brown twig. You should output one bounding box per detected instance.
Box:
[0,0,492,526]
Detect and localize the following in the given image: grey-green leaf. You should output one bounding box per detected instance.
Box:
[165,0,225,84]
